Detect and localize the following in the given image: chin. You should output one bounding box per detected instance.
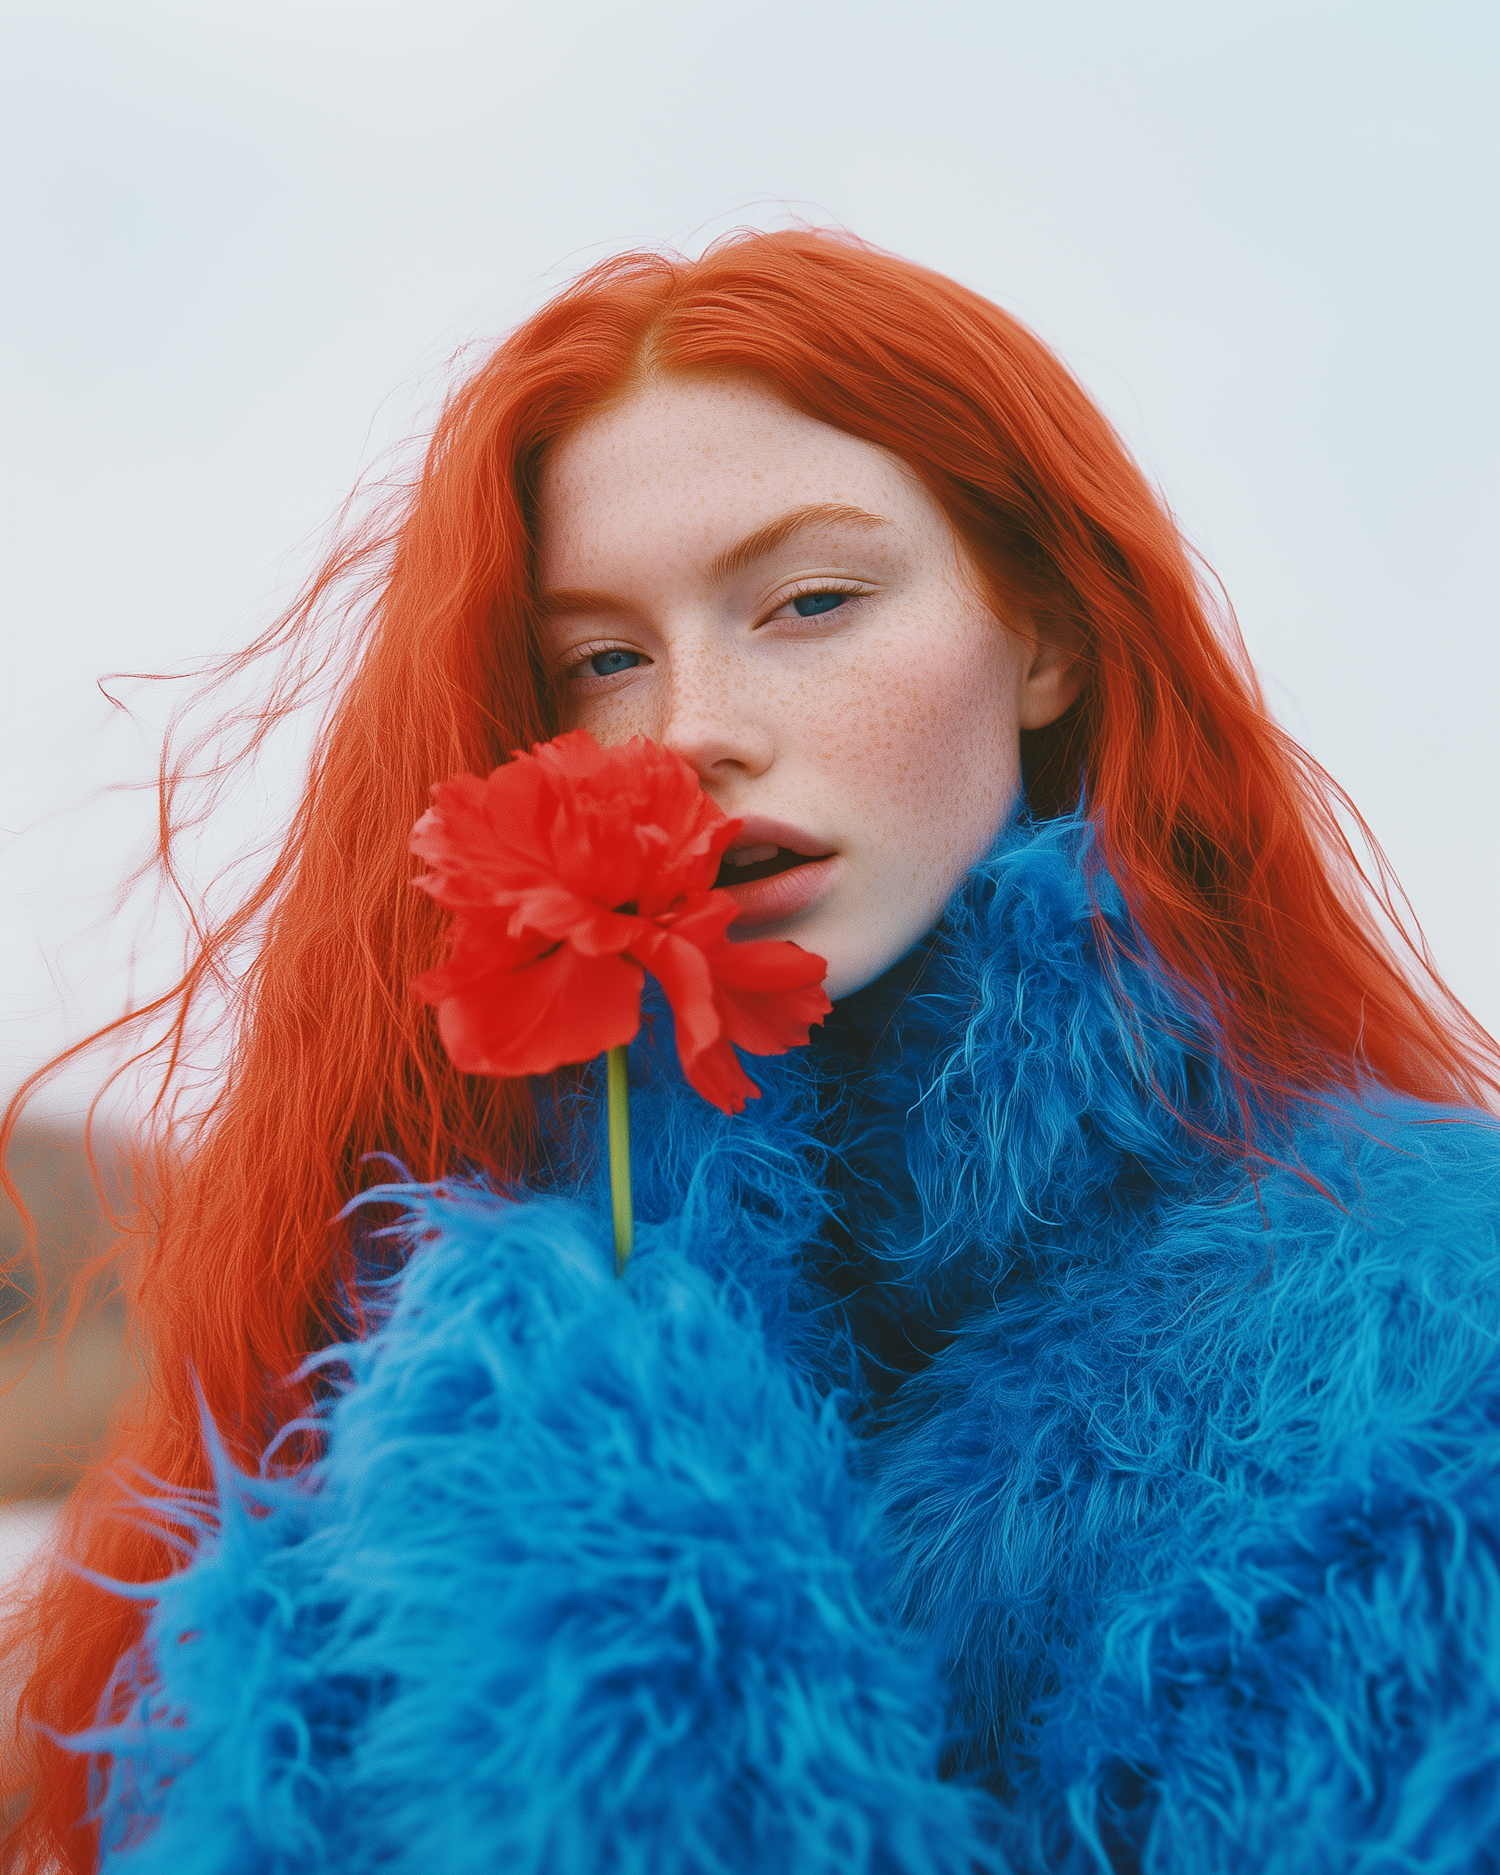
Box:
[823,917,949,1002]
[821,952,883,1002]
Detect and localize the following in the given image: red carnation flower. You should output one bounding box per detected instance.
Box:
[411,731,831,1115]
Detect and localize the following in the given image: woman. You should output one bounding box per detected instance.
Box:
[4,229,1498,1872]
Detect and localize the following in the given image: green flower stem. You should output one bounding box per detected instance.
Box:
[607,1044,633,1277]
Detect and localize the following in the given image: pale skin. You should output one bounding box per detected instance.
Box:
[536,374,1082,999]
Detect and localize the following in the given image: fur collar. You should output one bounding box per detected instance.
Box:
[530,811,1238,1392]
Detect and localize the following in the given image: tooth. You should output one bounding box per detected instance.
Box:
[727,843,779,867]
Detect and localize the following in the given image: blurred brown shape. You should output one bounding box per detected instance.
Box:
[1,1123,135,1499]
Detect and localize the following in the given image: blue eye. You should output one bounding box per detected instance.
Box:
[588,649,642,677]
[792,590,848,618]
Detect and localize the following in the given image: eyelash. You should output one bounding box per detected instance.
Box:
[558,582,872,684]
[774,580,868,618]
[560,639,635,680]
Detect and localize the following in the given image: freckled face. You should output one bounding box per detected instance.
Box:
[535,374,1035,1000]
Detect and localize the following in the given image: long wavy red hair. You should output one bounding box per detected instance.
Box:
[5,227,1497,1869]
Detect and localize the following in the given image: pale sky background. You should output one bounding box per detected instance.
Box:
[2,0,1497,1121]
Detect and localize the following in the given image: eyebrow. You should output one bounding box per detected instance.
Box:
[536,502,892,619]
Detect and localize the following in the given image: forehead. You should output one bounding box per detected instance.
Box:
[536,374,932,580]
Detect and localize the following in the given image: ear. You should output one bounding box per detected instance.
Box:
[1017,630,1086,731]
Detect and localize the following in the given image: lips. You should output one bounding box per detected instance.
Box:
[715,817,839,931]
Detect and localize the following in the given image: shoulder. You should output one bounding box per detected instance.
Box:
[879,1091,1500,1572]
[1131,1091,1500,1454]
[1241,1092,1500,1354]
[1282,1086,1500,1219]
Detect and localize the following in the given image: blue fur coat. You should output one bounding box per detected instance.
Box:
[81,817,1500,1872]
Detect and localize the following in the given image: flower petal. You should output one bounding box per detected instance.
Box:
[704,933,833,1054]
[421,937,644,1078]
[411,767,553,908]
[537,732,741,911]
[503,886,640,958]
[629,926,760,1114]
[656,897,830,1052]
[674,1035,763,1116]
[629,928,720,1061]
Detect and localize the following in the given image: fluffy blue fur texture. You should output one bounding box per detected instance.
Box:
[79,814,1500,1872]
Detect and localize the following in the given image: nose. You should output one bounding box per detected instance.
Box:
[659,641,774,789]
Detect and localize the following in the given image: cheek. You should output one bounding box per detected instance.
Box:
[562,678,655,744]
[829,620,1019,852]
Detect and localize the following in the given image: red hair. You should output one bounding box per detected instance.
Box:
[5,227,1496,1868]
